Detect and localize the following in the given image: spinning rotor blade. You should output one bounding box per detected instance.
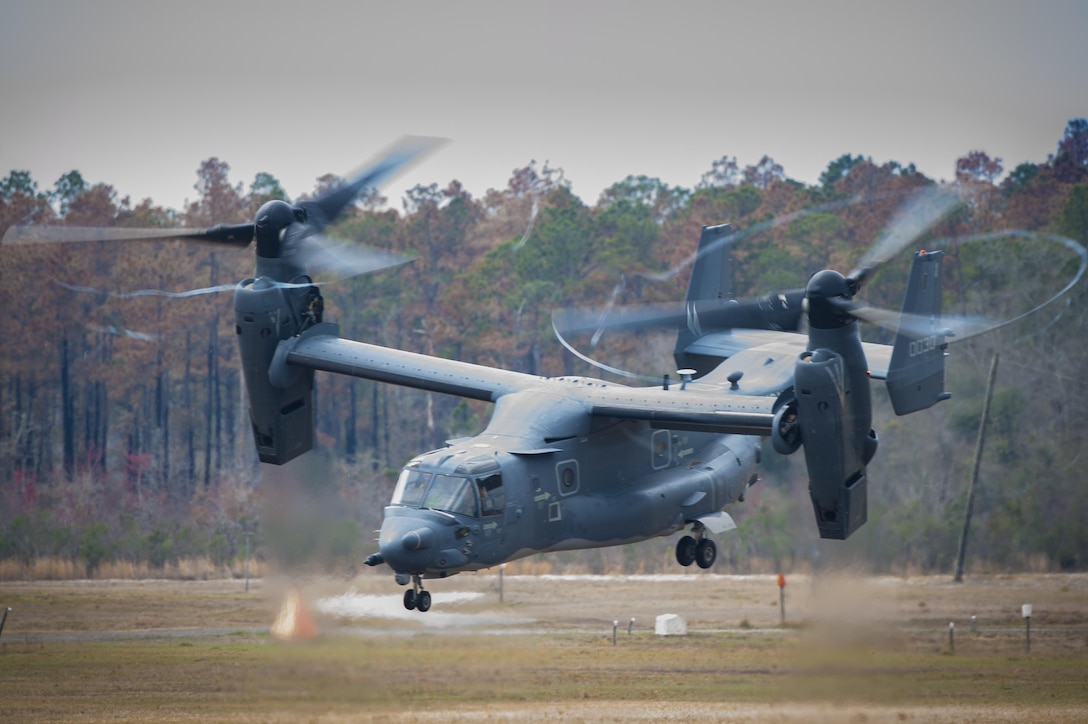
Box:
[295,234,414,281]
[838,228,1088,342]
[553,290,806,340]
[88,323,162,342]
[828,297,994,340]
[53,236,414,301]
[554,187,961,348]
[3,135,446,249]
[299,135,447,229]
[55,279,243,300]
[2,223,255,247]
[847,186,963,289]
[553,302,687,336]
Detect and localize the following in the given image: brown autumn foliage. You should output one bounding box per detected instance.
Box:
[1,120,1087,578]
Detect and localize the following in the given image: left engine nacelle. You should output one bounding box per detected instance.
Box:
[793,348,875,540]
[234,279,316,465]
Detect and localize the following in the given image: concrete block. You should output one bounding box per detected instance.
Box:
[655,613,687,636]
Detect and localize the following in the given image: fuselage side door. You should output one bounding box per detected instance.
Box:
[474,470,511,564]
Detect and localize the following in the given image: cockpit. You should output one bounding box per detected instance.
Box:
[391,456,505,519]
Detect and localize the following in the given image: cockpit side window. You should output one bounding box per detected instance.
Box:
[476,473,504,516]
[392,467,431,507]
[422,474,477,517]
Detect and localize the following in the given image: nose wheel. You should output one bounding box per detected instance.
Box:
[675,524,717,569]
[402,575,432,612]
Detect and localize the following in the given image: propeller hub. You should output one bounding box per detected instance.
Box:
[805,269,849,300]
[805,269,854,329]
[254,200,301,258]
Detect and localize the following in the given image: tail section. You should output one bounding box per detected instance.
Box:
[684,224,734,307]
[673,224,734,370]
[672,224,806,376]
[673,224,734,375]
[885,250,952,415]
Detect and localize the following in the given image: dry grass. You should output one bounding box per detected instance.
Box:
[0,573,1086,722]
[0,556,268,582]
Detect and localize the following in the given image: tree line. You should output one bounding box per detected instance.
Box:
[2,119,1087,577]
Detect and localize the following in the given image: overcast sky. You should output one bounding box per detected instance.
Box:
[2,0,1087,214]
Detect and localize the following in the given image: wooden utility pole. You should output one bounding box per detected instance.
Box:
[954,353,999,583]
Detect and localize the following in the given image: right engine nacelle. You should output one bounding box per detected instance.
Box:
[793,349,873,540]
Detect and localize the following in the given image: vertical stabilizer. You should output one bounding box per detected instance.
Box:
[673,224,733,372]
[886,250,952,415]
[685,224,734,305]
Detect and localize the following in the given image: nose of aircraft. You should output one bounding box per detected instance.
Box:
[377,510,470,574]
[400,526,434,551]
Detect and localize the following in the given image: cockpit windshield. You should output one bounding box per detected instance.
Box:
[392,466,480,518]
[392,467,431,507]
[422,474,477,517]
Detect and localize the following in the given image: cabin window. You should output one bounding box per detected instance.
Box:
[392,467,431,507]
[556,460,579,496]
[476,473,504,516]
[652,429,671,470]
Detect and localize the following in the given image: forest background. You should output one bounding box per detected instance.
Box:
[2,120,1087,580]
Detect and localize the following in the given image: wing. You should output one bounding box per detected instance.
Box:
[282,325,540,401]
[281,324,890,438]
[283,325,776,435]
[585,383,777,436]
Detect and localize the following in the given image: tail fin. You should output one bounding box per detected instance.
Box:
[673,224,733,372]
[885,250,952,415]
[684,223,734,306]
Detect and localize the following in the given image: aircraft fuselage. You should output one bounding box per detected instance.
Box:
[375,385,759,579]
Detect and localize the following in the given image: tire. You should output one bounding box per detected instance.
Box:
[676,535,697,567]
[695,538,717,569]
[416,590,432,612]
[403,589,417,610]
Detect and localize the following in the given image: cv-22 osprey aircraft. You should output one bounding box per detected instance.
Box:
[5,139,998,613]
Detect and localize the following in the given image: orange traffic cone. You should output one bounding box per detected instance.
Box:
[270,588,319,640]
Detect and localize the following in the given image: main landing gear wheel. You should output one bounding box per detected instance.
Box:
[676,523,717,569]
[676,535,697,566]
[402,575,431,612]
[695,538,717,569]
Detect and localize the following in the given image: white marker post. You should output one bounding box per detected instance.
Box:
[1022,604,1032,653]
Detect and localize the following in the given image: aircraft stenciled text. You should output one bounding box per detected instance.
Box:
[908,335,942,357]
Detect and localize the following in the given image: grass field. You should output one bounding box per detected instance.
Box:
[1,572,1086,722]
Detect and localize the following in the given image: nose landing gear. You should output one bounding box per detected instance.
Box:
[675,522,717,569]
[402,575,432,612]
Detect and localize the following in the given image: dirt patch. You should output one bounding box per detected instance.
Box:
[3,571,1086,647]
[1,573,1086,722]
